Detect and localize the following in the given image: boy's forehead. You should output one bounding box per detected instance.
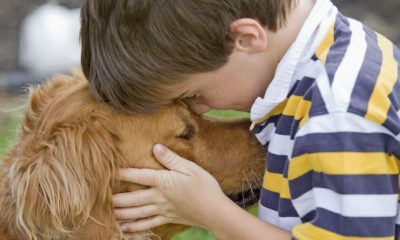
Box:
[165,76,199,100]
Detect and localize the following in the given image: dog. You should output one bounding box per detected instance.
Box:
[0,73,265,240]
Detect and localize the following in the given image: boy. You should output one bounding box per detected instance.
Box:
[80,0,400,239]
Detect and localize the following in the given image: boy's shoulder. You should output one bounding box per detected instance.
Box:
[300,12,400,134]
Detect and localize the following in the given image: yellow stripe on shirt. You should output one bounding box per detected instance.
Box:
[293,223,394,240]
[263,171,291,199]
[250,99,289,130]
[288,152,399,180]
[315,23,335,63]
[283,95,312,120]
[365,34,399,124]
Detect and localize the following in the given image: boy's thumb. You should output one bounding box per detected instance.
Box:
[153,144,190,173]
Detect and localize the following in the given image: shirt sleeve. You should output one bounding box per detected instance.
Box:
[287,112,399,240]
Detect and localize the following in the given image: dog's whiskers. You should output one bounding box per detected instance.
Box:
[250,170,263,188]
[241,173,246,208]
[243,171,256,203]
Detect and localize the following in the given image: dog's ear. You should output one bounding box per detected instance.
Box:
[9,111,122,239]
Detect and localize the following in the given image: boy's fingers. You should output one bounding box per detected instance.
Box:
[112,188,158,208]
[118,168,161,187]
[153,144,192,174]
[114,204,161,221]
[121,215,168,233]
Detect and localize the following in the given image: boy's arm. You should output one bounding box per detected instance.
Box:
[113,144,291,239]
[289,112,398,239]
[205,195,291,240]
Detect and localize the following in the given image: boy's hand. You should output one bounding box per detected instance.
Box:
[112,144,227,232]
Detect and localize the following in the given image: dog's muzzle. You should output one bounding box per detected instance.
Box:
[228,187,261,208]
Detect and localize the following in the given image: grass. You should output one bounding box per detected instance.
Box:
[0,117,20,157]
[173,207,258,240]
[0,107,256,240]
[0,112,23,166]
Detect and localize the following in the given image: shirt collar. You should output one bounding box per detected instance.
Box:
[250,0,336,122]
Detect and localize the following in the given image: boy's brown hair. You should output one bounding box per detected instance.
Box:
[80,0,296,113]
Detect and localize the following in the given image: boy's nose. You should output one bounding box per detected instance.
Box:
[191,104,211,115]
[183,98,210,115]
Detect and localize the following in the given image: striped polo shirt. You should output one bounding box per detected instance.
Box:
[250,0,400,239]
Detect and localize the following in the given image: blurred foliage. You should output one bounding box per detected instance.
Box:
[173,206,258,240]
[0,108,23,165]
[206,109,250,118]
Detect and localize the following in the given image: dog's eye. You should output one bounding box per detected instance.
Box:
[178,124,195,141]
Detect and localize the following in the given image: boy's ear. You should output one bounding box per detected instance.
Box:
[230,18,268,54]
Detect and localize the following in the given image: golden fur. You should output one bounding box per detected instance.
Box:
[0,73,265,240]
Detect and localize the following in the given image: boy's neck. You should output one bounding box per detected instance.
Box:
[267,0,316,64]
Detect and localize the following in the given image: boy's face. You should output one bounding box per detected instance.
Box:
[177,45,276,115]
[174,18,280,115]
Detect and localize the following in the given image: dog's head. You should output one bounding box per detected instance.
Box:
[1,73,265,240]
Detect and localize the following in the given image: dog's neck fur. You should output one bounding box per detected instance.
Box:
[0,147,126,240]
[0,149,170,240]
[0,164,158,240]
[0,150,24,239]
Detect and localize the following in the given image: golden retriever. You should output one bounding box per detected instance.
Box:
[0,73,265,240]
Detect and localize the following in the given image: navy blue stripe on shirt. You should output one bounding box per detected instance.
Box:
[303,82,317,102]
[282,162,289,179]
[290,119,300,140]
[290,172,398,199]
[312,173,398,195]
[388,82,400,112]
[292,132,396,158]
[308,85,329,117]
[275,115,300,136]
[389,41,400,114]
[260,188,299,217]
[301,210,317,223]
[325,13,352,85]
[251,115,280,135]
[316,172,399,194]
[289,171,313,199]
[394,43,400,73]
[383,45,400,135]
[313,208,395,237]
[287,80,300,97]
[260,187,280,210]
[292,77,316,98]
[395,224,400,240]
[383,107,400,135]
[348,25,382,116]
[267,152,288,174]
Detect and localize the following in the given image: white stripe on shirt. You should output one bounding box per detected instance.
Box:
[296,112,394,137]
[258,203,302,231]
[254,123,276,145]
[268,133,294,156]
[314,188,398,217]
[293,188,398,218]
[331,19,368,111]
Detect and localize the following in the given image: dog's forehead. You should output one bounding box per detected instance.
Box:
[119,103,192,136]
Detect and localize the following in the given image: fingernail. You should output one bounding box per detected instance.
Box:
[121,225,127,231]
[154,144,166,155]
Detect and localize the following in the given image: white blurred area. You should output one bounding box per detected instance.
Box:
[19,2,81,76]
